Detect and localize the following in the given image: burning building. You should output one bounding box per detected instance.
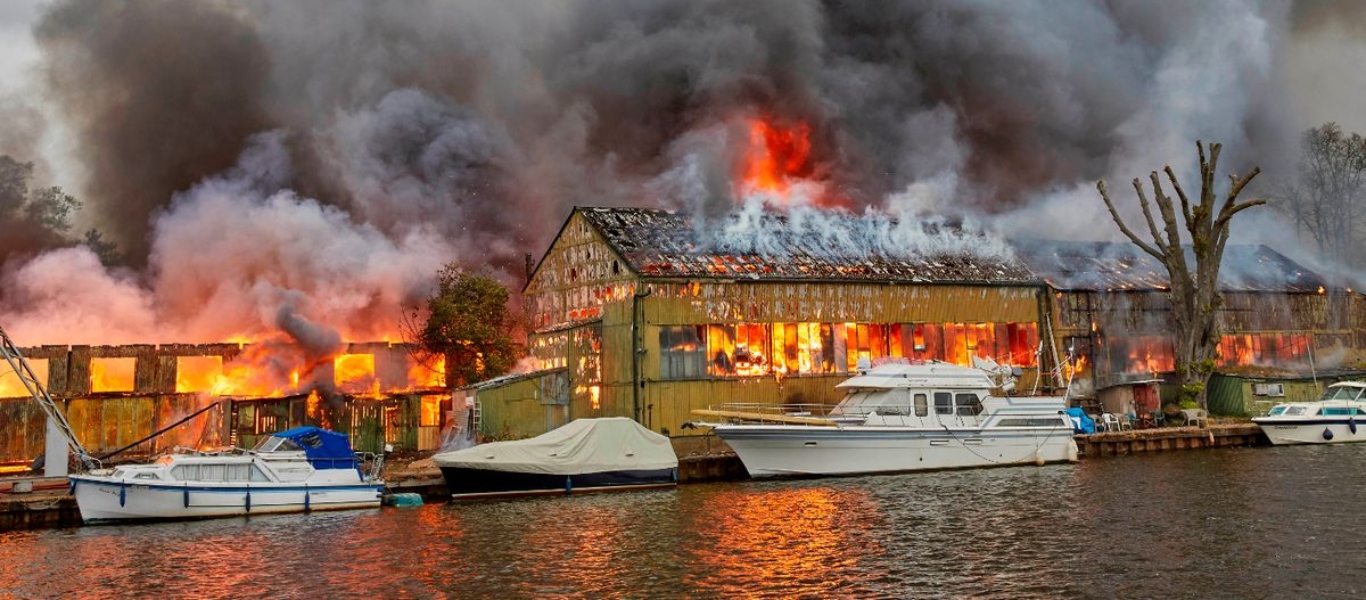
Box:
[1017,240,1366,415]
[0,341,448,470]
[475,206,1052,448]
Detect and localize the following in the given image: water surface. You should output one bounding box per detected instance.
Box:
[4,444,1365,598]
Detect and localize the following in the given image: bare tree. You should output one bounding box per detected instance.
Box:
[1097,141,1265,408]
[1275,123,1366,271]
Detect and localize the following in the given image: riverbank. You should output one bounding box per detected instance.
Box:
[1,421,1268,532]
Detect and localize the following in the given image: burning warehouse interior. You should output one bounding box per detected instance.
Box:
[0,341,448,472]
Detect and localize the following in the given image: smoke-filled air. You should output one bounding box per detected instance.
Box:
[0,0,1359,345]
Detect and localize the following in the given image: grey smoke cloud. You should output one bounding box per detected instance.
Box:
[0,0,1352,344]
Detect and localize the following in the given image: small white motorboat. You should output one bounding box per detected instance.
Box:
[687,360,1079,478]
[69,427,385,524]
[1252,381,1366,445]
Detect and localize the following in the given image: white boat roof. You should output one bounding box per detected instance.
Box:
[836,362,994,390]
[1328,381,1366,389]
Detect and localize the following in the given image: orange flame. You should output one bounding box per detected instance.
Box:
[90,357,136,392]
[743,118,812,196]
[335,353,379,395]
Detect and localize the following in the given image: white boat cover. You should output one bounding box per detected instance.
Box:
[432,417,678,475]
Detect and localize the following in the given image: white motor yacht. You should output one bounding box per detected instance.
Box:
[688,360,1079,478]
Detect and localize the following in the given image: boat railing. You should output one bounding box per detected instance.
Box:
[691,403,850,426]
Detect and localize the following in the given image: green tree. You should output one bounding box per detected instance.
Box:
[24,185,81,232]
[0,155,34,218]
[82,228,125,267]
[418,265,520,387]
[1097,141,1265,409]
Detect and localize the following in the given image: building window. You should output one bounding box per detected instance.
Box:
[660,326,707,380]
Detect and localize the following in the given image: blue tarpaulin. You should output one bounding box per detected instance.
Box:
[272,427,360,470]
[1064,408,1096,434]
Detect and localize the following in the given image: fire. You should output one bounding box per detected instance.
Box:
[176,356,225,394]
[408,353,446,388]
[335,353,379,395]
[743,118,812,196]
[0,359,48,398]
[90,357,135,392]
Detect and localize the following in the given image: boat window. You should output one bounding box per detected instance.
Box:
[955,393,983,416]
[170,465,197,481]
[252,435,304,453]
[250,464,270,482]
[914,393,928,417]
[1284,406,1307,416]
[200,464,226,482]
[1324,386,1362,401]
[133,472,159,481]
[1322,407,1356,416]
[111,468,127,479]
[934,392,953,415]
[1267,405,1288,416]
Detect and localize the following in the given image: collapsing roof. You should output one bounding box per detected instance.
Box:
[577,206,1037,284]
[1014,240,1328,293]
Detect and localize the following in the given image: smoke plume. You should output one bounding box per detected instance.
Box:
[0,0,1350,345]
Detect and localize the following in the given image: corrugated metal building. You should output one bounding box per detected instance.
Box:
[489,206,1054,452]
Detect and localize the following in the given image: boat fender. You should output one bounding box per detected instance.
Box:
[118,482,126,507]
[1034,450,1045,466]
[304,486,310,512]
[1323,428,1335,441]
[68,479,77,495]
[565,476,573,495]
[183,486,190,508]
[1351,420,1358,435]
[245,488,251,513]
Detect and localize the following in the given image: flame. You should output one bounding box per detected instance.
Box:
[0,359,48,398]
[175,356,224,394]
[743,118,812,196]
[408,353,446,388]
[90,357,136,392]
[335,353,379,395]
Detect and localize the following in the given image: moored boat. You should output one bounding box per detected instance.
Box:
[688,360,1079,477]
[1252,381,1366,445]
[433,417,678,499]
[69,426,384,524]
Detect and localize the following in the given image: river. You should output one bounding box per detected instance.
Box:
[3,443,1365,599]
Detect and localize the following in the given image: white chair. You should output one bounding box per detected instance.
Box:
[1100,413,1122,432]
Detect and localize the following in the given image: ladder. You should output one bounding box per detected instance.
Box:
[0,325,99,471]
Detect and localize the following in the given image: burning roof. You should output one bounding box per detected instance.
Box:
[577,206,1036,284]
[1014,240,1329,293]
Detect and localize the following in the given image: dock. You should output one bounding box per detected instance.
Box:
[1075,422,1267,457]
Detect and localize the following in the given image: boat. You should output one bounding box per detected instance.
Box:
[1251,381,1366,445]
[69,426,385,524]
[686,360,1079,477]
[433,417,678,499]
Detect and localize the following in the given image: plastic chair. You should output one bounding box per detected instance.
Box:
[1119,413,1136,431]
[1100,413,1122,432]
[1181,408,1209,427]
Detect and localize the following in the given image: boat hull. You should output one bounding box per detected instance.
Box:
[1251,419,1366,445]
[69,476,383,523]
[714,426,1079,477]
[439,466,677,499]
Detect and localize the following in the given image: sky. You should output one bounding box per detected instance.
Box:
[0,0,1363,346]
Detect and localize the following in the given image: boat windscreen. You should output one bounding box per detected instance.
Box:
[1324,386,1364,401]
[251,435,303,453]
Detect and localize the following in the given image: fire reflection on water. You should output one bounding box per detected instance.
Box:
[686,485,883,597]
